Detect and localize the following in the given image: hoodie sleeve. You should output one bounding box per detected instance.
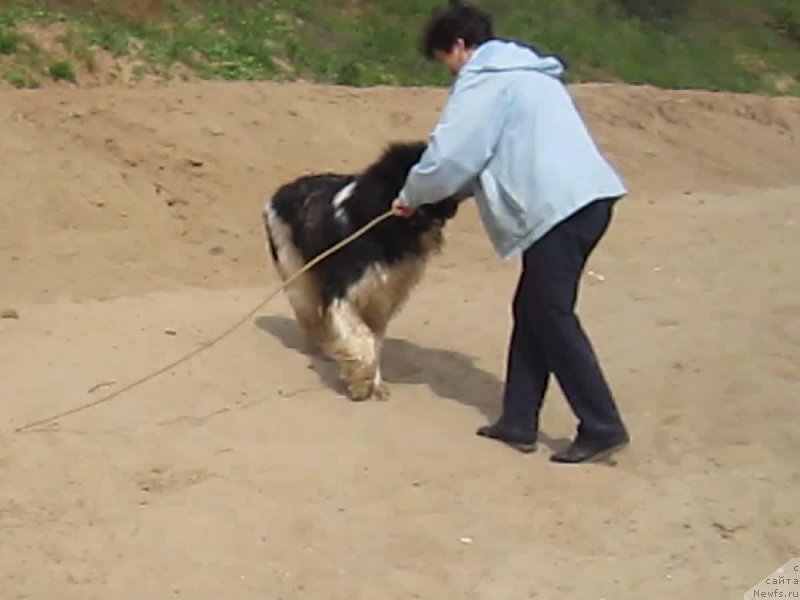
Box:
[398,71,507,208]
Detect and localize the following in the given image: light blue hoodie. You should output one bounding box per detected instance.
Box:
[398,39,628,260]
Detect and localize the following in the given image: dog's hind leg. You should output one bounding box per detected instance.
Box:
[263,206,327,353]
[283,276,327,352]
[320,298,388,401]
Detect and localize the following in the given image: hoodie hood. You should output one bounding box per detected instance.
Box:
[462,38,565,79]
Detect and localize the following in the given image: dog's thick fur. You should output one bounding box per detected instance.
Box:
[262,141,464,401]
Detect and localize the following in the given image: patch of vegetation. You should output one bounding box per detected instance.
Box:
[58,27,95,71]
[612,0,693,25]
[767,0,800,46]
[5,65,38,88]
[0,25,21,54]
[48,59,75,81]
[0,0,796,95]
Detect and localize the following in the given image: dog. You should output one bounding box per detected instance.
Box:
[262,141,465,401]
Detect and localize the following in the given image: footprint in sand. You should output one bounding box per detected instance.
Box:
[135,466,212,497]
[389,111,412,127]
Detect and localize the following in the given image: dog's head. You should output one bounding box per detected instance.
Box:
[377,140,467,225]
[416,195,462,227]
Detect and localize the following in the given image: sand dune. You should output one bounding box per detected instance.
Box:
[1,80,799,598]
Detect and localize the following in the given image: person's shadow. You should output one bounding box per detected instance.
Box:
[255,314,569,452]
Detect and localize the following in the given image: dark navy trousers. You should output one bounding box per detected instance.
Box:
[501,197,627,441]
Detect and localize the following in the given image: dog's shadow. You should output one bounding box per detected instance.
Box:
[255,314,569,452]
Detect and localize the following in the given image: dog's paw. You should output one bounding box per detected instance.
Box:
[373,382,390,401]
[347,379,390,402]
[348,380,373,402]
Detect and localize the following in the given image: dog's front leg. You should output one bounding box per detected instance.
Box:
[321,299,388,401]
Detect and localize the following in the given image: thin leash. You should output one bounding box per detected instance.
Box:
[14,209,395,434]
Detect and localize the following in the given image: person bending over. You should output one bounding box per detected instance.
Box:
[393,1,630,464]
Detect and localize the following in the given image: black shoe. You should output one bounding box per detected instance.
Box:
[476,420,538,453]
[550,430,630,464]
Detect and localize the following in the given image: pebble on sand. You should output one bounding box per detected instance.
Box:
[587,270,606,282]
[1,308,19,319]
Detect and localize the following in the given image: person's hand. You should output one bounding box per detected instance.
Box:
[391,198,416,218]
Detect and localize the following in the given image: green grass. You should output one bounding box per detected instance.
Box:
[0,25,21,55]
[48,59,75,81]
[5,65,38,88]
[0,0,797,94]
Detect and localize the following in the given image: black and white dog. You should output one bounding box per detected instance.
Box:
[262,141,465,401]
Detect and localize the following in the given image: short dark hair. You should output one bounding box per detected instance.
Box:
[420,0,494,59]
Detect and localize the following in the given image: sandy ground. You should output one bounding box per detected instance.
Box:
[1,79,799,598]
